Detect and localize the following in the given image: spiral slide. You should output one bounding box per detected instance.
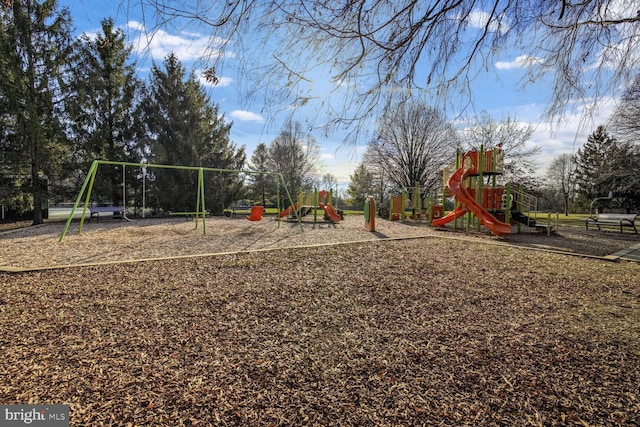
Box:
[445,166,512,236]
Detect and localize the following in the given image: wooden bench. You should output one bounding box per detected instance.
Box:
[586,213,638,234]
[89,206,123,222]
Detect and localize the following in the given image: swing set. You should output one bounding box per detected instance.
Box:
[58,160,301,242]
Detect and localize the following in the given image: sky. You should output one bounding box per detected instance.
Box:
[59,0,619,189]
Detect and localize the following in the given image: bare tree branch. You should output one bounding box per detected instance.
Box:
[134,0,640,143]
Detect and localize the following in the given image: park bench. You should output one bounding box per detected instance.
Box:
[230,205,252,218]
[585,213,638,234]
[89,206,123,222]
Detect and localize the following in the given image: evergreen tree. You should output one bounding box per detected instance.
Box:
[607,142,640,213]
[141,53,245,214]
[346,163,375,209]
[247,143,275,206]
[573,125,617,208]
[0,0,73,224]
[67,17,142,206]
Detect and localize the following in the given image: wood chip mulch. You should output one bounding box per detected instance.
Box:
[1,216,639,426]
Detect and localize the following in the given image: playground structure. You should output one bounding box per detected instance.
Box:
[278,188,342,225]
[431,147,553,236]
[388,183,443,222]
[58,160,301,242]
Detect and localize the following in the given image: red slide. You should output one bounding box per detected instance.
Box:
[278,203,298,218]
[447,166,512,236]
[323,204,342,223]
[431,206,467,227]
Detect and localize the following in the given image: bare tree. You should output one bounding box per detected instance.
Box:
[361,145,392,207]
[368,101,458,196]
[320,173,337,192]
[267,120,320,199]
[137,1,640,140]
[461,112,539,183]
[545,154,576,215]
[609,74,640,144]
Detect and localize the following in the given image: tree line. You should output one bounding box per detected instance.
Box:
[346,97,640,215]
[0,1,324,223]
[2,1,638,223]
[346,100,541,210]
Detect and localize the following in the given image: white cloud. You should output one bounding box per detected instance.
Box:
[127,21,146,32]
[126,20,229,63]
[528,97,617,175]
[467,10,509,34]
[198,75,233,88]
[603,0,636,20]
[230,110,265,123]
[495,55,541,70]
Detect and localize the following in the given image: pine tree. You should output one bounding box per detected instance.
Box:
[573,125,617,207]
[67,17,142,206]
[346,163,375,209]
[607,142,640,213]
[141,53,245,214]
[0,0,73,224]
[247,143,275,206]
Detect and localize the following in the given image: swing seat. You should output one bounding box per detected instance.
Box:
[246,206,264,221]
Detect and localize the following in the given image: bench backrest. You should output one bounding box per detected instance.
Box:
[91,206,122,213]
[596,213,638,221]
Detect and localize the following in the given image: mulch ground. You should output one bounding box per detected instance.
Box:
[1,216,639,425]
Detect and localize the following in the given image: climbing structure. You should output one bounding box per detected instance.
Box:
[432,147,512,236]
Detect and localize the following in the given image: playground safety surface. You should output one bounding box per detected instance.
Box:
[1,217,639,426]
[1,215,639,271]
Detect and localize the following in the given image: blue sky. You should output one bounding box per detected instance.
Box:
[60,0,618,188]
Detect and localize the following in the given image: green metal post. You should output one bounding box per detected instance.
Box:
[197,168,206,235]
[403,188,408,220]
[78,163,99,235]
[58,160,98,242]
[413,183,421,220]
[276,180,281,228]
[505,182,511,225]
[279,174,303,231]
[59,160,304,241]
[314,188,318,226]
[195,168,202,230]
[518,184,525,233]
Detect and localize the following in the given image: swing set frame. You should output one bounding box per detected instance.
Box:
[58,160,302,242]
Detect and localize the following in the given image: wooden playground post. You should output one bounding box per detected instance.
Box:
[364,196,376,231]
